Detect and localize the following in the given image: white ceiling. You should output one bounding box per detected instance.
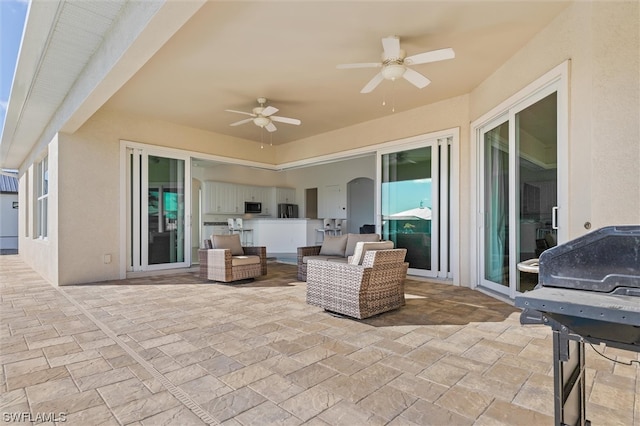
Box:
[102,1,570,146]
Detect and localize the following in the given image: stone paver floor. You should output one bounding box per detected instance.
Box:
[1,255,638,425]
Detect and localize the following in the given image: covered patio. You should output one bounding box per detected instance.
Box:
[1,255,637,425]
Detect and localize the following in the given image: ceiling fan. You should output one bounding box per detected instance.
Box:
[225,98,301,132]
[337,36,455,93]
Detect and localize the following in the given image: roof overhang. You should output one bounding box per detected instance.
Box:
[0,0,206,170]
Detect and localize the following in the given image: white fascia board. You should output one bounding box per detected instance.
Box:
[0,0,62,168]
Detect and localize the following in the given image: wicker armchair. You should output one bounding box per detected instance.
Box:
[198,235,267,283]
[306,248,408,319]
[296,245,322,281]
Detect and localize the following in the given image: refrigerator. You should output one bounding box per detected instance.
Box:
[277,203,299,218]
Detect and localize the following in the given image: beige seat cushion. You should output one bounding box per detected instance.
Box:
[345,233,381,257]
[303,255,343,264]
[349,241,394,265]
[211,234,244,256]
[231,255,261,266]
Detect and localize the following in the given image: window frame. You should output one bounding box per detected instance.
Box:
[36,156,49,239]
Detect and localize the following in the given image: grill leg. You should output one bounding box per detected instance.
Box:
[552,324,590,426]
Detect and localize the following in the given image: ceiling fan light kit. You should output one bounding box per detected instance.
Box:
[253,116,270,127]
[381,63,406,80]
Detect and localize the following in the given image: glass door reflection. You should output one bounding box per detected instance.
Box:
[381,147,434,274]
[147,155,186,266]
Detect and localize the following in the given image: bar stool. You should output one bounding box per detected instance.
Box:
[238,218,254,246]
[316,218,336,244]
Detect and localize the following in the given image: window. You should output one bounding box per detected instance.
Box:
[36,156,48,239]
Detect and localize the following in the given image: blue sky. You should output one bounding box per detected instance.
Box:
[1,0,28,135]
[382,179,432,215]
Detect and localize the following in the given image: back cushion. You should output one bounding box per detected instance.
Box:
[319,234,348,256]
[345,233,381,257]
[211,234,244,256]
[349,241,394,265]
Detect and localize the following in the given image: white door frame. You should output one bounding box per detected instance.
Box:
[120,141,192,277]
[375,129,459,281]
[471,61,569,298]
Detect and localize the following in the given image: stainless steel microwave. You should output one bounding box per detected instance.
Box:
[244,202,262,214]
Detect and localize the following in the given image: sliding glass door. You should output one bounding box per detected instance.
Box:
[127,148,191,271]
[482,119,510,289]
[378,137,453,278]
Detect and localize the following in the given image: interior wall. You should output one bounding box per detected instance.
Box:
[283,155,377,219]
[347,177,374,234]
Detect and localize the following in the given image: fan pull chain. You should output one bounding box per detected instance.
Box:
[391,81,396,112]
[260,128,264,149]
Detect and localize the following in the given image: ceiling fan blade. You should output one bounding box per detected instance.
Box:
[337,62,382,69]
[271,115,301,125]
[403,68,431,89]
[360,72,384,93]
[405,48,455,65]
[265,122,277,132]
[382,36,401,60]
[225,109,255,117]
[230,118,253,126]
[262,106,278,117]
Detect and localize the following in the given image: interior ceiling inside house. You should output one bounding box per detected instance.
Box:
[102,1,569,147]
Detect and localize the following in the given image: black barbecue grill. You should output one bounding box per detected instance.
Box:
[515,225,640,426]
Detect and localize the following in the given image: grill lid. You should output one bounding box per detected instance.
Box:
[538,225,640,293]
[516,225,640,351]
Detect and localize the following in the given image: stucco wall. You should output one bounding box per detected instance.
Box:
[55,109,278,285]
[469,1,640,238]
[18,136,59,285]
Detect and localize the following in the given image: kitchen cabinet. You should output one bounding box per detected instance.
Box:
[204,182,238,214]
[276,187,296,204]
[204,181,278,215]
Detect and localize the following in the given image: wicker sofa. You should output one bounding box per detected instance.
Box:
[306,247,408,319]
[296,232,381,281]
[199,234,267,283]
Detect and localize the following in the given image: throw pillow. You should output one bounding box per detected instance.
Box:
[345,233,381,257]
[349,241,394,265]
[211,234,244,256]
[319,234,348,256]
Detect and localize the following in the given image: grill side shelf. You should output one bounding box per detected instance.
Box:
[515,287,640,325]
